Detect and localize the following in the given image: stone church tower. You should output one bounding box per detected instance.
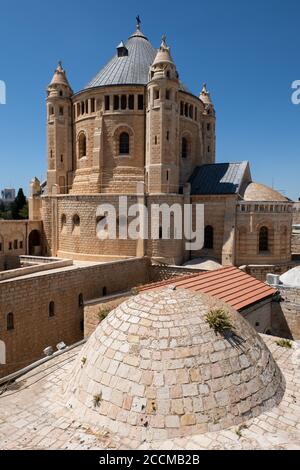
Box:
[46,62,73,195]
[27,18,292,270]
[146,36,180,194]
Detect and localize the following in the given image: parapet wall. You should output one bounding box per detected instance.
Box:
[0,257,150,378]
[272,286,300,340]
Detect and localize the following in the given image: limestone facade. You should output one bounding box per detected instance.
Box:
[27,21,293,269]
[0,220,42,271]
[0,257,150,378]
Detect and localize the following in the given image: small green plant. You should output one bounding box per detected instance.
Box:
[81,357,87,366]
[205,308,234,334]
[97,306,111,323]
[235,424,248,439]
[93,392,102,408]
[276,339,292,349]
[131,287,139,296]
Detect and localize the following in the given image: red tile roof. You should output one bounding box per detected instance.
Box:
[140,266,276,312]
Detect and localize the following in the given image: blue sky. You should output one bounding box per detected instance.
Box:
[0,0,299,199]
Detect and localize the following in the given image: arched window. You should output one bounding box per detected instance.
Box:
[204,225,214,249]
[78,133,86,158]
[119,132,130,155]
[7,313,14,331]
[184,103,188,117]
[78,293,84,308]
[61,214,67,233]
[102,287,107,297]
[49,301,55,318]
[181,137,188,159]
[259,226,269,252]
[72,214,80,235]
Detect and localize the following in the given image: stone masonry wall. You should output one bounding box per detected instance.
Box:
[271,286,300,340]
[0,257,150,378]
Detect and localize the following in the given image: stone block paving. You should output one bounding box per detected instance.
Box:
[0,336,300,450]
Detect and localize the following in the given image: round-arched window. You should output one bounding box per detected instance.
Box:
[119,132,130,155]
[259,226,269,252]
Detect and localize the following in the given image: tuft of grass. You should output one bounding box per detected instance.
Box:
[235,424,248,439]
[276,339,292,349]
[93,392,102,408]
[97,306,111,323]
[131,287,139,296]
[81,357,87,366]
[205,308,234,334]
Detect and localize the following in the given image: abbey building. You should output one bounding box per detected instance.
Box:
[28,19,293,271]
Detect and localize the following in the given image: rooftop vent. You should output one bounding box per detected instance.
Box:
[117,41,128,57]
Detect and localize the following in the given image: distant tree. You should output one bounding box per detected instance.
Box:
[11,188,28,220]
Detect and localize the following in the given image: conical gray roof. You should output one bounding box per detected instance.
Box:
[85,27,189,92]
[86,28,156,88]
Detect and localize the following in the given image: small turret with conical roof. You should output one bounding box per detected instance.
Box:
[200,84,216,164]
[149,35,178,81]
[200,83,212,106]
[48,61,73,97]
[146,35,180,194]
[46,61,73,196]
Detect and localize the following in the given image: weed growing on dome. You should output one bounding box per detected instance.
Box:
[97,306,111,323]
[276,339,292,349]
[205,308,234,334]
[93,393,102,408]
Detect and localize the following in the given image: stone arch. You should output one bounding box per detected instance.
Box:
[28,229,41,255]
[77,131,87,159]
[72,214,81,236]
[113,125,134,158]
[61,214,67,234]
[257,224,270,253]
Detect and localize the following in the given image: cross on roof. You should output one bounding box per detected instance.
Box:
[136,15,141,30]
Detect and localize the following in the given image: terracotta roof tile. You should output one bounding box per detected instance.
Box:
[140,266,276,311]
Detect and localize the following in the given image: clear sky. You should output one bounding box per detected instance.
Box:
[0,0,299,199]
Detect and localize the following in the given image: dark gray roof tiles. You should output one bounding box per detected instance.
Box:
[86,30,156,88]
[189,162,249,195]
[85,29,189,92]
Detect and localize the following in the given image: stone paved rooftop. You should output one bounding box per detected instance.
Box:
[0,289,300,450]
[0,337,300,449]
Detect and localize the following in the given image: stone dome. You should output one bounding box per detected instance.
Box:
[65,288,284,443]
[243,182,288,202]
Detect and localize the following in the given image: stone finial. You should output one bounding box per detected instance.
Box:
[200,83,213,105]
